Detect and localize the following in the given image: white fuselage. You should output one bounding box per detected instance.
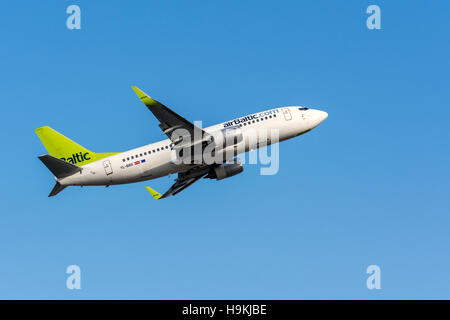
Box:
[58,107,327,186]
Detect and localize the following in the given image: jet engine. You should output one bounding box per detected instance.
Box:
[206,161,244,181]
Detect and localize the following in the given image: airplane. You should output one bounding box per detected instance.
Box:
[36,87,328,199]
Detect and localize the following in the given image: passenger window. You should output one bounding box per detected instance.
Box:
[140,153,143,157]
[274,114,277,117]
[131,156,134,159]
[157,148,160,152]
[144,152,147,155]
[122,159,125,162]
[265,117,268,120]
[127,157,130,161]
[165,146,168,149]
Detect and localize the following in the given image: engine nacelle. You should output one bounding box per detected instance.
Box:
[208,162,244,181]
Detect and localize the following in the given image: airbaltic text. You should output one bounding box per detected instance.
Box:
[60,152,90,164]
[223,108,280,128]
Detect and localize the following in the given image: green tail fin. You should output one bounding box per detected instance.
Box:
[35,126,119,166]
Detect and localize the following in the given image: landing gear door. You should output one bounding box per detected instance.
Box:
[103,160,113,175]
[282,108,292,121]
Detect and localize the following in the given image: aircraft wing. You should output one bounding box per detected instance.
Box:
[146,165,213,199]
[131,86,208,143]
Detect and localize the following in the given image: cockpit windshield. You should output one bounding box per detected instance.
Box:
[298,107,309,111]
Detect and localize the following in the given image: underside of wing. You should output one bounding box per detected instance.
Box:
[131,86,208,143]
[146,165,214,199]
[146,174,206,200]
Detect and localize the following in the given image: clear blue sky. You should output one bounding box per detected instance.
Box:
[0,0,449,299]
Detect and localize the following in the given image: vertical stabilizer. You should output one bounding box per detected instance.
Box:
[35,126,119,166]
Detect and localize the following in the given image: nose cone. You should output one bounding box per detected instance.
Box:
[310,109,328,128]
[318,110,328,123]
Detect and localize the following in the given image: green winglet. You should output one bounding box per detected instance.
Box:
[146,186,162,200]
[131,86,161,107]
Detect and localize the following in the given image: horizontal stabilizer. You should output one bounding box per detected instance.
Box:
[49,182,67,197]
[38,154,82,179]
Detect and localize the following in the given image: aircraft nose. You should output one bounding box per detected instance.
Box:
[318,110,328,122]
[310,109,328,128]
